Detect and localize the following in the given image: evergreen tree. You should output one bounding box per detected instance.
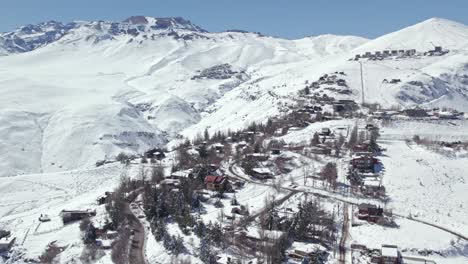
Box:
[348,124,358,148]
[311,132,320,146]
[199,237,214,264]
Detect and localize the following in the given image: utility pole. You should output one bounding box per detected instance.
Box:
[359,61,365,106]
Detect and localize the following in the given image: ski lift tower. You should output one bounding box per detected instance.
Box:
[358,61,365,106]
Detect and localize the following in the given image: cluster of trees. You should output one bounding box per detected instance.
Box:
[320,162,338,189]
[291,199,336,245]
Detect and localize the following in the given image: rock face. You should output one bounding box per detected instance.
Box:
[0,21,79,53]
[192,64,246,80]
[0,16,207,54]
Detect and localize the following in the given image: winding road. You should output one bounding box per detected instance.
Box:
[227,162,468,244]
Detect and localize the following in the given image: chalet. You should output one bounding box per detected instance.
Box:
[169,169,192,180]
[405,49,416,56]
[383,50,390,56]
[0,230,10,240]
[212,143,225,153]
[0,237,15,253]
[391,50,398,56]
[381,245,402,264]
[310,145,332,155]
[96,239,112,249]
[358,203,383,222]
[320,127,331,136]
[251,167,273,180]
[437,111,461,120]
[160,178,181,189]
[361,178,385,197]
[60,209,96,224]
[350,156,379,172]
[353,144,370,154]
[245,153,269,162]
[271,148,281,155]
[402,108,429,118]
[204,176,228,192]
[144,148,166,160]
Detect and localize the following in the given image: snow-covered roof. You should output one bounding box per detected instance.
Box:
[290,241,326,253]
[246,227,285,240]
[170,169,192,178]
[0,237,15,246]
[363,178,381,187]
[252,167,272,174]
[381,245,399,258]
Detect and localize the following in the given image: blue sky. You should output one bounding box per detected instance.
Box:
[1,0,468,39]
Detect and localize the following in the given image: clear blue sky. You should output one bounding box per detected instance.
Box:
[1,0,468,39]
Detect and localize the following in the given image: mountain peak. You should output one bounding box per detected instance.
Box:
[122,16,207,32]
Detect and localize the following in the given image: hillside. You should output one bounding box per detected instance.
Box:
[0,16,468,178]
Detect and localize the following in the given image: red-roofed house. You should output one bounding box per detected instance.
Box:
[204,176,228,192]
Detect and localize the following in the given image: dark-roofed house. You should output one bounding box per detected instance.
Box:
[358,203,383,222]
[60,209,96,224]
[402,108,429,118]
[204,176,228,192]
[350,156,379,172]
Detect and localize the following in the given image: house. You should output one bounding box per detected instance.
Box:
[350,156,379,172]
[251,167,273,180]
[402,108,429,118]
[320,127,331,136]
[245,153,269,162]
[310,145,332,155]
[405,49,416,56]
[271,148,281,155]
[169,169,192,180]
[358,203,383,222]
[0,237,15,252]
[0,230,10,240]
[144,148,166,160]
[212,143,225,153]
[361,178,385,197]
[160,178,181,189]
[60,209,96,224]
[96,239,112,249]
[204,176,228,192]
[381,245,402,264]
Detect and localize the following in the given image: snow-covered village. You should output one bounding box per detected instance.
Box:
[1,2,468,264]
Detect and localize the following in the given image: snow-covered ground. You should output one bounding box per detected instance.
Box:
[0,164,123,261]
[348,121,468,264]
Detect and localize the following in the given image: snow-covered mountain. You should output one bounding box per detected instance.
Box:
[1,16,468,177]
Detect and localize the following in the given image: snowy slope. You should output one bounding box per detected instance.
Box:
[1,16,468,177]
[354,18,468,52]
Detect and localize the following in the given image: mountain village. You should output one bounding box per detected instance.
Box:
[0,15,468,264]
